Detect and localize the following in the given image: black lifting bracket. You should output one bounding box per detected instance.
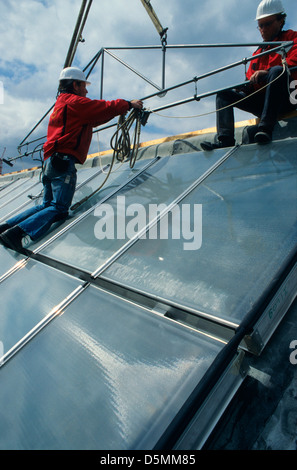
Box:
[138,109,150,126]
[193,77,200,101]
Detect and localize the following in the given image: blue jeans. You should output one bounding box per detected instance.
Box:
[6,156,77,240]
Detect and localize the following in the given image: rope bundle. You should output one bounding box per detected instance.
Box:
[71,109,143,211]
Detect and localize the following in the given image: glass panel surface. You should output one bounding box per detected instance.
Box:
[0,180,10,190]
[75,166,102,184]
[0,178,24,198]
[70,159,149,213]
[39,151,226,272]
[0,259,81,353]
[103,141,297,325]
[0,182,43,221]
[0,284,224,450]
[0,178,39,209]
[0,245,25,278]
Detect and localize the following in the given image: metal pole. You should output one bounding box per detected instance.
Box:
[99,40,291,51]
[68,0,93,66]
[161,33,167,92]
[64,0,88,67]
[100,50,105,99]
[82,48,103,73]
[104,49,163,91]
[84,49,103,78]
[18,104,55,149]
[150,80,250,113]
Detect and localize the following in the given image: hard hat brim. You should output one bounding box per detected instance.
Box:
[255,11,284,20]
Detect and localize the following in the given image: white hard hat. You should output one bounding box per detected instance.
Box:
[59,66,91,84]
[255,0,285,20]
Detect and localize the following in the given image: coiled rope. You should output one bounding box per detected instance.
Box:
[110,109,142,167]
[70,108,142,211]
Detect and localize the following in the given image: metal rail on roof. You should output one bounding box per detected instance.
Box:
[85,40,294,100]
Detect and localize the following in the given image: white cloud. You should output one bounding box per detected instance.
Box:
[0,0,296,171]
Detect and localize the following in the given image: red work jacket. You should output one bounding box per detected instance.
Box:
[246,29,297,87]
[43,93,130,164]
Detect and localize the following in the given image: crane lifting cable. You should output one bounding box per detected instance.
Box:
[139,0,168,41]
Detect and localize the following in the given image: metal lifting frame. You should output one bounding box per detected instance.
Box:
[12,40,294,165]
[83,40,294,100]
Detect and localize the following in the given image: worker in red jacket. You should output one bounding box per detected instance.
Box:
[0,66,143,253]
[201,0,297,151]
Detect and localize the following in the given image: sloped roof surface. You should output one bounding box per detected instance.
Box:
[0,137,296,449]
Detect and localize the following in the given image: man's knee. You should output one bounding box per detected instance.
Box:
[33,202,50,212]
[268,65,286,80]
[50,200,72,216]
[216,89,234,107]
[54,211,69,222]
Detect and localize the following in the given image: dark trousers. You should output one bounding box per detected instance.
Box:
[216,65,296,142]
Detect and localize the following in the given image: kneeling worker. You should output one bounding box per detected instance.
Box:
[0,66,143,253]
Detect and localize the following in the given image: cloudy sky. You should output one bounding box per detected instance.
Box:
[1,0,296,172]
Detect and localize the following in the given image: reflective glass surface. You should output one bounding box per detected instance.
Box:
[39,151,226,272]
[0,180,11,190]
[75,165,103,184]
[103,142,297,325]
[0,182,43,221]
[70,159,149,213]
[0,177,39,209]
[0,284,224,449]
[0,245,25,278]
[0,178,24,198]
[0,259,81,353]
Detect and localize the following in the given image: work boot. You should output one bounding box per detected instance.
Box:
[0,226,28,254]
[0,223,10,234]
[200,141,222,151]
[254,128,272,145]
[200,137,235,152]
[242,125,259,145]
